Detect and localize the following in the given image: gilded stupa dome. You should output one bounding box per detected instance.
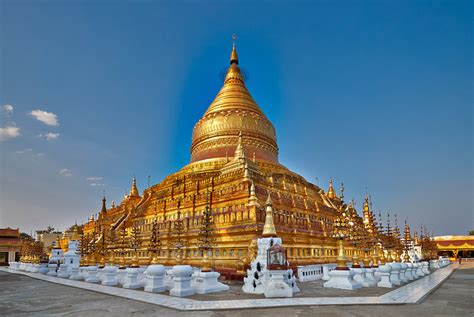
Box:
[190,43,279,163]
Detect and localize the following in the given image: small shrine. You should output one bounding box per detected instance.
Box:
[242,193,299,297]
[267,244,288,270]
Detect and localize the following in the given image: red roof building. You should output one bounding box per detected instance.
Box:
[0,228,21,265]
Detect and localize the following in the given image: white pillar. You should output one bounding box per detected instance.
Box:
[388,263,401,286]
[351,268,375,287]
[85,266,100,283]
[399,263,408,283]
[415,262,425,277]
[405,263,414,281]
[69,266,82,280]
[375,264,393,288]
[144,265,166,293]
[102,265,119,286]
[123,267,141,289]
[47,263,58,276]
[170,265,195,297]
[57,263,70,278]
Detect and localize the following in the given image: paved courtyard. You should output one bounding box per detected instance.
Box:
[0,263,472,317]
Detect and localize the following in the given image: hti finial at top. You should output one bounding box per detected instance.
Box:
[230,34,239,65]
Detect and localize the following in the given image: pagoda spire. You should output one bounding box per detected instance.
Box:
[230,33,238,65]
[247,181,260,207]
[262,192,277,237]
[101,191,107,213]
[362,193,370,224]
[129,177,140,198]
[327,178,336,199]
[386,213,392,237]
[363,193,369,212]
[393,214,400,239]
[404,219,412,242]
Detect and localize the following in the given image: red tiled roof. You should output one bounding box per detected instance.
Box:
[0,228,20,238]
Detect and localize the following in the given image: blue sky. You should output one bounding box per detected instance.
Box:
[0,0,472,236]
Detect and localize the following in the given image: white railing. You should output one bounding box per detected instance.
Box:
[297,264,323,282]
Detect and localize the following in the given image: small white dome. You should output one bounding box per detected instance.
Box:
[378,264,392,273]
[172,265,193,277]
[145,264,166,276]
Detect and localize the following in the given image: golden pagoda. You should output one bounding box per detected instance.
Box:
[81,39,354,268]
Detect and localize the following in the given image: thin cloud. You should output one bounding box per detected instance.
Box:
[37,132,60,140]
[30,109,59,126]
[59,168,72,177]
[0,126,21,141]
[36,153,45,157]
[3,104,13,115]
[90,183,106,187]
[16,148,33,154]
[86,176,103,181]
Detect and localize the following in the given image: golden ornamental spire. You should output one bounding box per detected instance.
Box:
[129,177,140,198]
[101,191,107,213]
[339,182,345,201]
[247,181,260,207]
[327,178,336,199]
[404,219,412,242]
[363,194,369,212]
[230,34,238,65]
[414,231,419,246]
[262,192,277,237]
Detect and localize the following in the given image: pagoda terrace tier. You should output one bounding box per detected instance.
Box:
[84,156,355,268]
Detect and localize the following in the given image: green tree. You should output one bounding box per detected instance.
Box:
[20,232,33,240]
